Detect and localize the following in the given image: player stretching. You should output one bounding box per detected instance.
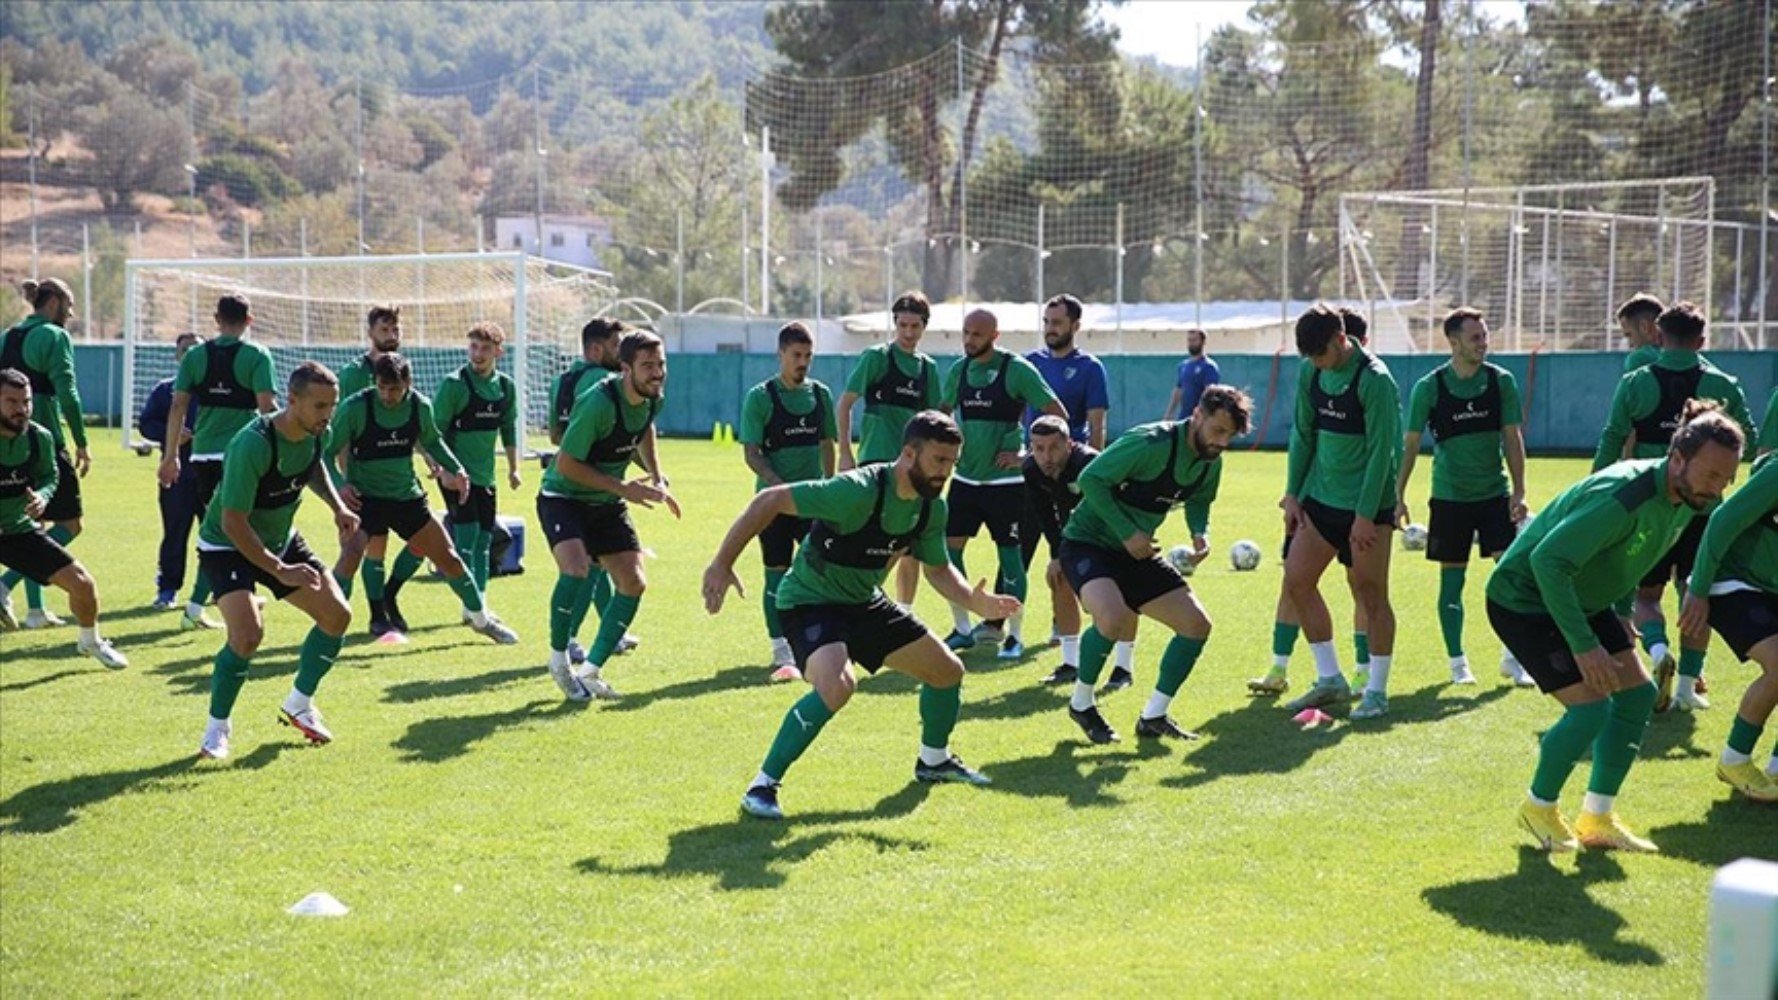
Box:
[739,322,837,680]
[195,362,358,758]
[1395,308,1533,687]
[431,323,522,623]
[703,411,1016,820]
[1494,402,1741,851]
[1061,386,1251,744]
[1023,416,1097,685]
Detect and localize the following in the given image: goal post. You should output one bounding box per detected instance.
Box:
[121,252,617,449]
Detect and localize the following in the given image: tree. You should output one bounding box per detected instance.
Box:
[74,79,186,212]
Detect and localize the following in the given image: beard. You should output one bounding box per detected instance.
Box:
[372,339,400,355]
[1188,344,1204,358]
[1674,480,1716,511]
[633,378,663,400]
[912,471,946,499]
[1190,426,1224,461]
[0,414,23,435]
[1045,331,1073,352]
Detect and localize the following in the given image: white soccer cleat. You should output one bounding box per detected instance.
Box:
[77,635,129,670]
[548,657,592,702]
[278,705,334,744]
[1672,688,1711,711]
[198,719,232,760]
[1449,659,1477,685]
[180,609,219,631]
[614,632,641,655]
[0,594,17,631]
[574,666,621,701]
[1500,653,1535,688]
[470,615,520,645]
[23,608,65,629]
[770,637,795,669]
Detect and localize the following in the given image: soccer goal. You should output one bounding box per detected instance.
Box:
[121,252,617,448]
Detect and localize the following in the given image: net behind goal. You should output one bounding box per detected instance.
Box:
[121,252,617,448]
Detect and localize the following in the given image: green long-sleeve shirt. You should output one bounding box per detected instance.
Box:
[1487,458,1703,653]
[1063,420,1219,551]
[1286,350,1401,516]
[843,343,940,464]
[1592,349,1756,470]
[1759,388,1778,455]
[0,422,58,536]
[1623,343,1659,373]
[330,388,462,501]
[2,315,87,450]
[1688,451,1778,598]
[433,365,518,489]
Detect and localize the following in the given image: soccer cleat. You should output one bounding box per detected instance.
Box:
[997,637,1024,661]
[0,594,15,631]
[574,666,621,701]
[367,615,398,638]
[470,615,520,645]
[461,607,476,626]
[1135,714,1199,741]
[1715,761,1778,803]
[278,705,334,745]
[24,608,66,629]
[770,637,795,669]
[1041,663,1079,686]
[152,590,179,610]
[384,593,410,634]
[1351,690,1389,720]
[1283,675,1354,713]
[567,639,587,665]
[548,657,592,701]
[77,635,129,670]
[615,633,641,655]
[1351,665,1370,692]
[198,720,232,760]
[769,664,802,683]
[1101,667,1135,693]
[1500,653,1536,688]
[943,630,976,652]
[1653,651,1677,712]
[1068,704,1121,744]
[970,621,1005,645]
[915,753,992,785]
[1517,800,1579,853]
[1575,811,1659,853]
[740,782,784,820]
[1247,667,1290,695]
[1450,660,1477,685]
[1672,688,1710,712]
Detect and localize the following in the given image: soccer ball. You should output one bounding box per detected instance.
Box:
[1402,524,1429,551]
[1229,539,1263,571]
[1166,543,1197,577]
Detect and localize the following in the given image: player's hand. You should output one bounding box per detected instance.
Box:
[1045,558,1065,590]
[23,488,45,520]
[1187,535,1211,566]
[1349,517,1378,553]
[1280,495,1304,533]
[74,448,91,477]
[274,561,323,592]
[994,450,1022,470]
[1510,491,1529,523]
[968,577,1020,620]
[158,454,180,488]
[338,484,363,511]
[333,508,360,542]
[1574,645,1616,696]
[1394,501,1410,530]
[1123,531,1158,560]
[1678,593,1710,637]
[439,471,469,504]
[621,478,681,518]
[701,562,745,614]
[508,469,522,491]
[178,427,192,446]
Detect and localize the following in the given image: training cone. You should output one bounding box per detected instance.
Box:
[375,631,409,646]
[1292,708,1334,728]
[287,892,349,917]
[711,421,722,443]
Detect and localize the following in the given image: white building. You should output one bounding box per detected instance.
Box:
[491,214,613,270]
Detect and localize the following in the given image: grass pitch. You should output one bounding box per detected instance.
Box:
[2,433,1771,996]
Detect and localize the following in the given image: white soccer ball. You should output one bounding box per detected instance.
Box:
[1166,543,1197,577]
[1229,539,1263,571]
[1402,523,1429,551]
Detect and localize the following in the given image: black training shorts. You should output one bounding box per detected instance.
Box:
[758,513,812,568]
[1057,537,1186,611]
[199,533,326,601]
[1707,588,1778,662]
[39,449,82,523]
[945,480,1024,547]
[358,495,433,540]
[1427,496,1516,563]
[0,527,74,586]
[443,483,498,532]
[1486,598,1634,695]
[779,595,929,675]
[1638,515,1706,590]
[536,495,641,557]
[1301,496,1394,568]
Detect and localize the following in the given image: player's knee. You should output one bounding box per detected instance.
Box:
[1096,608,1136,640]
[1186,613,1213,641]
[231,626,263,658]
[61,520,83,539]
[934,652,965,687]
[318,600,351,637]
[813,670,854,710]
[63,565,96,602]
[439,552,466,578]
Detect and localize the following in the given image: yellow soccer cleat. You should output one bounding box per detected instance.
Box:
[1575,811,1659,853]
[1246,667,1289,695]
[1653,651,1677,712]
[1517,799,1579,853]
[1715,761,1778,803]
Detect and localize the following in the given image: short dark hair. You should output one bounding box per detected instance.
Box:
[777,321,813,350]
[372,352,411,385]
[581,317,627,351]
[1197,384,1253,435]
[216,294,250,324]
[1672,398,1743,459]
[30,277,72,310]
[468,321,505,346]
[174,332,200,349]
[891,291,931,326]
[1338,307,1368,346]
[367,305,401,328]
[1044,294,1083,323]
[1442,307,1485,338]
[618,329,664,368]
[1295,305,1346,357]
[902,409,961,448]
[288,360,338,398]
[1615,293,1664,323]
[0,368,30,392]
[1656,300,1706,347]
[1028,415,1069,439]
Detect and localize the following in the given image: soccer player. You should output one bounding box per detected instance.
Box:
[1395,308,1534,687]
[195,362,357,758]
[330,352,517,644]
[1615,293,1664,374]
[940,308,1065,658]
[1493,401,1742,851]
[138,332,201,609]
[1025,294,1108,449]
[1679,448,1778,801]
[1278,305,1402,720]
[158,295,278,631]
[0,367,125,667]
[702,411,1017,820]
[1023,416,1097,685]
[1593,301,1757,712]
[0,278,91,631]
[837,292,942,612]
[429,322,521,623]
[539,329,678,702]
[1060,386,1251,745]
[1163,327,1220,422]
[738,321,837,681]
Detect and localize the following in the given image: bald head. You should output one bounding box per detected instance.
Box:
[961,308,1000,360]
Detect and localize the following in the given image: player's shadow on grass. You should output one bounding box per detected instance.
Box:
[0,743,291,835]
[0,668,92,692]
[962,683,1067,722]
[1647,798,1778,866]
[603,665,768,713]
[381,666,538,704]
[393,699,584,763]
[1421,849,1665,967]
[981,739,1165,809]
[1639,709,1711,761]
[574,783,932,891]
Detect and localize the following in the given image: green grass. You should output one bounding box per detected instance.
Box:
[2,432,1771,996]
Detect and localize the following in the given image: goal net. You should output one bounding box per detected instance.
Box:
[121,252,616,448]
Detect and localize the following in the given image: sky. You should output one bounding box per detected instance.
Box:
[1104,0,1527,68]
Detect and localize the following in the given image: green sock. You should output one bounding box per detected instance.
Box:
[1529,699,1611,801]
[1354,632,1370,668]
[761,690,835,780]
[1637,620,1667,655]
[1271,621,1300,659]
[446,571,484,613]
[188,573,212,607]
[1587,681,1656,797]
[388,546,424,591]
[1437,565,1467,658]
[207,645,254,719]
[451,523,478,578]
[362,557,387,601]
[590,569,614,616]
[1728,714,1765,756]
[763,568,787,639]
[919,681,962,749]
[23,579,43,611]
[1677,646,1705,679]
[588,592,640,667]
[333,569,355,600]
[995,544,1027,603]
[1156,635,1207,697]
[293,627,344,696]
[472,531,493,593]
[1077,626,1114,686]
[0,569,19,590]
[550,574,589,651]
